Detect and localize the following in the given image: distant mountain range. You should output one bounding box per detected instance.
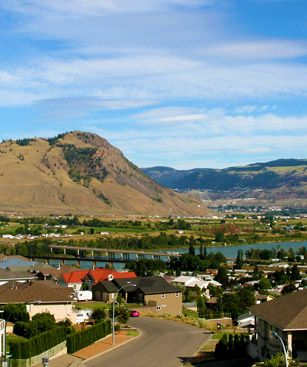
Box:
[142,159,307,206]
[0,131,208,216]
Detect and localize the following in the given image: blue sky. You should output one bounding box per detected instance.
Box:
[0,0,306,169]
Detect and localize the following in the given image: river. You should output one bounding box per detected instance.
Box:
[70,240,307,269]
[172,240,307,259]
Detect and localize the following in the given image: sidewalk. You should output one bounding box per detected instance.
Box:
[74,329,137,361]
[42,330,138,367]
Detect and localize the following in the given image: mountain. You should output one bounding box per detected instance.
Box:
[142,159,307,206]
[0,131,208,216]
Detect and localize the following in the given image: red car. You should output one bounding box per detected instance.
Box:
[130,310,140,317]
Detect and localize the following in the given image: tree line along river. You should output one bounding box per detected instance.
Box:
[63,240,307,269]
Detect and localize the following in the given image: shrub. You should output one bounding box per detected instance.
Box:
[32,312,56,333]
[67,320,111,354]
[91,307,106,322]
[3,304,29,323]
[9,327,67,359]
[264,353,286,367]
[214,333,247,360]
[116,306,129,324]
[13,321,33,338]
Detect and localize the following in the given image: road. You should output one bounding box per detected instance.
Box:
[84,316,211,367]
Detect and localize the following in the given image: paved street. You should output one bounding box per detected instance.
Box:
[84,316,211,367]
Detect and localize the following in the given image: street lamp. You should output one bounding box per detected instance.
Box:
[272,331,288,367]
[112,282,136,345]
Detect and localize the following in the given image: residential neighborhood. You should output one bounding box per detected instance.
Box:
[0,247,306,366]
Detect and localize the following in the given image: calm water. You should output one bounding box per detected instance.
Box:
[174,240,307,259]
[51,240,307,269]
[0,256,37,269]
[2,241,306,270]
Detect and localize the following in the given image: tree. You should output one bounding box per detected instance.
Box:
[234,250,244,269]
[237,287,255,312]
[197,296,207,318]
[215,334,228,359]
[215,231,225,243]
[32,312,56,333]
[188,243,195,256]
[281,283,296,295]
[91,307,106,322]
[259,277,272,290]
[290,265,301,281]
[116,305,129,324]
[3,304,29,323]
[215,266,229,288]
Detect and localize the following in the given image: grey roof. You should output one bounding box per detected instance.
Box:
[114,276,181,295]
[250,289,307,331]
[0,280,74,304]
[0,269,36,281]
[92,280,119,293]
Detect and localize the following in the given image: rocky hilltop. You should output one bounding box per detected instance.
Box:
[0,131,208,216]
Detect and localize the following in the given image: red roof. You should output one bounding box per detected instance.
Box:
[60,268,136,284]
[86,269,137,283]
[60,269,89,284]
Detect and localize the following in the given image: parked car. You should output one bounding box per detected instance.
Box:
[130,310,140,317]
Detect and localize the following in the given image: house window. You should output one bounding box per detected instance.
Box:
[161,293,165,298]
[175,292,179,297]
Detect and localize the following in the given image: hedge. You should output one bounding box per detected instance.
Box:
[9,327,67,359]
[67,320,111,354]
[215,333,248,360]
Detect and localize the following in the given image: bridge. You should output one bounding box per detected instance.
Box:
[28,245,182,267]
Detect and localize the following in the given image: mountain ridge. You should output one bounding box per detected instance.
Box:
[0,131,208,216]
[142,159,307,206]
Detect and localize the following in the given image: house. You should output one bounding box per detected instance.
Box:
[172,275,208,290]
[35,264,76,282]
[255,294,275,304]
[58,268,137,291]
[57,269,89,290]
[0,280,75,322]
[250,289,307,362]
[237,312,255,328]
[172,275,221,291]
[82,268,137,289]
[0,269,37,286]
[92,280,122,303]
[115,276,182,316]
[93,276,183,316]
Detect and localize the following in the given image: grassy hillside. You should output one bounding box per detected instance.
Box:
[0,131,208,216]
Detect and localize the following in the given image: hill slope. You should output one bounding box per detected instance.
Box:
[142,159,307,206]
[0,132,208,216]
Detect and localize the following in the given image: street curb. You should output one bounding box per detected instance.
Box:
[82,328,143,363]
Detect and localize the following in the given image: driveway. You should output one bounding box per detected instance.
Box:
[84,316,211,367]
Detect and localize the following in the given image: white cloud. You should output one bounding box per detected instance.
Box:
[2,0,212,17]
[207,40,307,60]
[95,108,307,168]
[1,54,307,109]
